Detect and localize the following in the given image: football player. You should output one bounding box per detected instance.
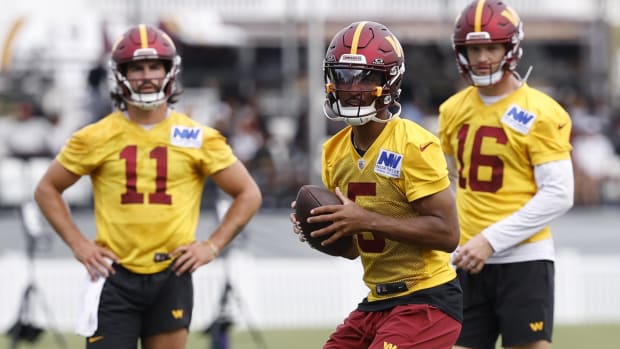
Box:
[34,24,262,349]
[291,21,462,348]
[438,1,574,349]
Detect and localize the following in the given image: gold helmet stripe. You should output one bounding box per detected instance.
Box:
[350,21,368,54]
[502,7,520,26]
[162,32,176,50]
[139,24,148,48]
[385,35,403,57]
[474,0,486,32]
[1,16,25,72]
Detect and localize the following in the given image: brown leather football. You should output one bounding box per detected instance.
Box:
[295,185,353,256]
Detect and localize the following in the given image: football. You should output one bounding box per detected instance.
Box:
[295,185,353,256]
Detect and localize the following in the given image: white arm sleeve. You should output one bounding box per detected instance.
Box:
[481,159,574,254]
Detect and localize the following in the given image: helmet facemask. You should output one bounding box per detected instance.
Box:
[324,66,399,126]
[111,55,181,111]
[456,45,510,87]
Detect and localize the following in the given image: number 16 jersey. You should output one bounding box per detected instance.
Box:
[438,83,572,247]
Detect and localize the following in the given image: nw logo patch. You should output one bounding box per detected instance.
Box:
[374,149,403,178]
[171,126,203,148]
[501,104,536,134]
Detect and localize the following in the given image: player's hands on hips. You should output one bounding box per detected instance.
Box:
[452,234,494,274]
[72,238,119,281]
[289,200,306,242]
[171,241,217,276]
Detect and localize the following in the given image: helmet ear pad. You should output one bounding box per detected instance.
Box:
[505,46,523,71]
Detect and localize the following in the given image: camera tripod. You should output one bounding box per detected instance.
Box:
[204,198,269,349]
[6,202,68,349]
[204,258,268,349]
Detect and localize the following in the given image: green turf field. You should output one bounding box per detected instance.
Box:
[2,324,618,348]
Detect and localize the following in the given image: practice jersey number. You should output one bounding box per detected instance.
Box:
[456,124,507,193]
[348,182,385,253]
[120,145,172,205]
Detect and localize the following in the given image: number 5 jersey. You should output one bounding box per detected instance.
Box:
[321,116,455,302]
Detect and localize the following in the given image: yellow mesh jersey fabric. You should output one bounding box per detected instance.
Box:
[438,83,572,246]
[57,110,237,274]
[322,117,455,301]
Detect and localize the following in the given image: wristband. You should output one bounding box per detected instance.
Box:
[205,239,220,257]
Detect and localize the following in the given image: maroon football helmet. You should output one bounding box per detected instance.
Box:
[452,0,524,86]
[323,21,405,126]
[110,24,181,110]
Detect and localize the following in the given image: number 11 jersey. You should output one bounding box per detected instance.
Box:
[57,110,237,273]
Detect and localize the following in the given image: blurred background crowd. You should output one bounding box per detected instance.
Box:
[1,0,620,209]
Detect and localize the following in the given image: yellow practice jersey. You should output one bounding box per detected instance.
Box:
[57,110,237,274]
[322,116,455,302]
[438,83,572,246]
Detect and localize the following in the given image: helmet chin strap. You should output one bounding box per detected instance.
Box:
[119,69,175,111]
[323,101,401,126]
[126,91,166,110]
[469,69,505,87]
[466,56,510,87]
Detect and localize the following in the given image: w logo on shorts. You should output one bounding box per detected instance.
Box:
[384,341,398,349]
[529,321,544,332]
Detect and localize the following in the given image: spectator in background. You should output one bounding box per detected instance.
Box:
[438,1,574,348]
[208,94,280,207]
[572,115,620,205]
[86,61,113,123]
[34,24,261,349]
[561,92,620,206]
[609,113,620,156]
[1,99,55,159]
[399,88,425,125]
[605,114,620,203]
[229,103,264,164]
